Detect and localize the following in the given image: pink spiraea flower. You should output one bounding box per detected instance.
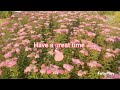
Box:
[32,65,38,73]
[53,29,69,34]
[48,49,54,56]
[25,47,32,52]
[70,39,80,44]
[40,64,47,74]
[86,43,101,52]
[104,74,120,79]
[32,60,37,64]
[54,50,64,61]
[27,52,35,58]
[72,58,84,66]
[79,49,88,56]
[63,64,74,71]
[77,70,87,77]
[113,48,120,54]
[24,64,38,73]
[4,51,12,58]
[24,65,32,73]
[4,58,17,68]
[15,48,20,54]
[46,69,52,74]
[104,52,115,58]
[87,61,102,68]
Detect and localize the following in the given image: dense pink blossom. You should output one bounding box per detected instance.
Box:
[72,58,84,66]
[77,70,87,77]
[24,64,38,73]
[4,51,12,58]
[79,49,88,56]
[48,49,54,56]
[54,29,69,34]
[63,64,74,71]
[104,52,115,58]
[87,61,102,68]
[54,50,64,61]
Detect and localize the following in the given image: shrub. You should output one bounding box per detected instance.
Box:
[97,11,115,15]
[112,12,120,24]
[0,11,13,18]
[0,11,120,79]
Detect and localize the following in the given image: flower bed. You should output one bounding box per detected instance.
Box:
[0,11,120,79]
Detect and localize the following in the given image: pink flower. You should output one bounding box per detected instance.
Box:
[70,39,80,44]
[106,38,115,42]
[5,59,17,68]
[118,67,120,70]
[53,29,69,34]
[79,49,88,56]
[104,74,120,79]
[15,48,20,54]
[24,66,32,73]
[0,62,5,67]
[104,52,115,58]
[63,64,74,71]
[104,29,111,33]
[113,48,120,54]
[25,47,32,52]
[13,23,19,26]
[24,64,38,73]
[35,54,40,59]
[52,70,60,75]
[33,66,38,73]
[54,50,64,61]
[40,68,46,74]
[81,39,90,45]
[106,49,113,52]
[40,64,47,74]
[46,69,52,74]
[4,51,12,58]
[60,25,67,28]
[32,60,37,64]
[77,70,87,77]
[87,61,102,68]
[72,58,84,65]
[48,49,54,56]
[50,64,60,69]
[87,32,96,37]
[27,52,35,58]
[21,39,30,45]
[58,70,65,74]
[14,43,20,48]
[52,69,64,75]
[105,36,120,43]
[41,64,46,68]
[26,25,32,29]
[18,18,23,21]
[86,43,101,52]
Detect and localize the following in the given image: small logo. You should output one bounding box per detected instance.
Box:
[97,71,115,76]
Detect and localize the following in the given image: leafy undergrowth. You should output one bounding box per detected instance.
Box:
[0,11,120,79]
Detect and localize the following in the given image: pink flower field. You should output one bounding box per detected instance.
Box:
[0,11,120,79]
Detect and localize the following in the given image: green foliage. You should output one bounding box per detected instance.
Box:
[97,11,115,15]
[0,11,13,18]
[112,12,120,24]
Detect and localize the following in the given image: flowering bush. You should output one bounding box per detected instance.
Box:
[0,11,13,19]
[0,11,120,79]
